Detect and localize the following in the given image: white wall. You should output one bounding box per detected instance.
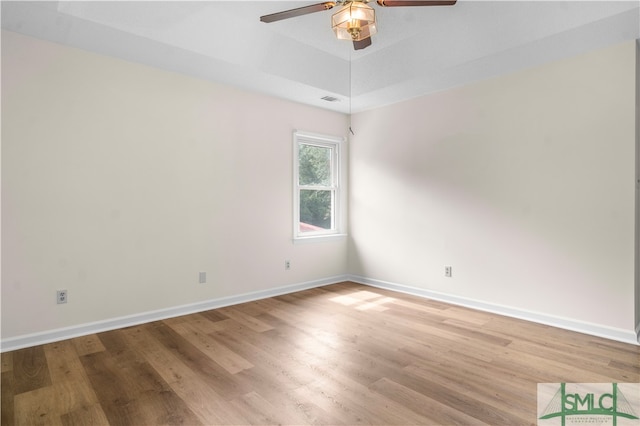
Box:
[636,39,640,338]
[2,30,638,346]
[349,41,637,338]
[1,31,349,340]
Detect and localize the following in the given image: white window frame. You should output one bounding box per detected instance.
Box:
[293,130,346,242]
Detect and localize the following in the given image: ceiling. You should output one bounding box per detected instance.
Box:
[2,1,639,113]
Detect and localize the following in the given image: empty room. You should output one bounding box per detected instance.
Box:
[2,1,639,424]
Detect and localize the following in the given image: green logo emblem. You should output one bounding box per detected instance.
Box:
[538,383,639,426]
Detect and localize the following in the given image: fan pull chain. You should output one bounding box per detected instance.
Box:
[349,42,355,135]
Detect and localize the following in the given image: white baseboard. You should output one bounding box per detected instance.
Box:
[0,275,349,352]
[349,275,640,346]
[3,274,637,351]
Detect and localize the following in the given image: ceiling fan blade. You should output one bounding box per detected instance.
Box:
[377,0,456,6]
[353,37,372,50]
[260,2,336,23]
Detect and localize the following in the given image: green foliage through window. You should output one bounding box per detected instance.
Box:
[300,189,332,230]
[299,144,331,186]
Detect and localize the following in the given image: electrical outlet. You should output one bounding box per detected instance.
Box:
[57,290,68,304]
[199,272,206,284]
[285,260,291,270]
[445,266,452,278]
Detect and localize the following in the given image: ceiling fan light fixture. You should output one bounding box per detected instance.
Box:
[331,2,377,42]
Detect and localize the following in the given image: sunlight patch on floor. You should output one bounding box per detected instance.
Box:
[330,291,395,311]
[355,297,395,312]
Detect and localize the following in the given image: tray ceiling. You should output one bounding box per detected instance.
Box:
[2,1,639,113]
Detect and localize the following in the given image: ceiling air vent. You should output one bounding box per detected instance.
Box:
[321,95,340,102]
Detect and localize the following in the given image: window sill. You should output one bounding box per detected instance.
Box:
[293,233,347,244]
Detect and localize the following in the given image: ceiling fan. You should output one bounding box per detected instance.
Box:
[260,0,457,51]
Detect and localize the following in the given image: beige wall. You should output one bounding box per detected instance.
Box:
[2,30,638,344]
[349,40,637,335]
[1,31,349,339]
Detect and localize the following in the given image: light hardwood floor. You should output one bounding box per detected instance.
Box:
[2,282,639,425]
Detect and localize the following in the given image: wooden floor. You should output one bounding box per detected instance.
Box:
[2,282,639,425]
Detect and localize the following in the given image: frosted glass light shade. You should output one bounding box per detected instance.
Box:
[331,2,377,41]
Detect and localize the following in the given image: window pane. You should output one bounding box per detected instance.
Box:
[299,144,331,186]
[299,189,332,231]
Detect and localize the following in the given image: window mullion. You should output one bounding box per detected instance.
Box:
[299,185,334,191]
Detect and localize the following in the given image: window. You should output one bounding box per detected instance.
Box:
[293,131,344,240]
